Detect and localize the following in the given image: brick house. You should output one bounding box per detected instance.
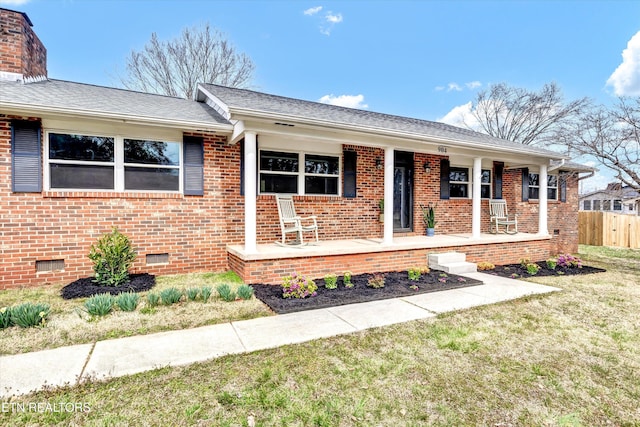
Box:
[1,8,591,288]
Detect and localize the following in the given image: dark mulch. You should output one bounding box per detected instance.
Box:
[252,271,483,314]
[60,273,156,299]
[486,262,606,279]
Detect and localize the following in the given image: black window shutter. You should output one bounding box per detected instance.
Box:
[183,136,204,196]
[559,172,567,202]
[343,150,357,198]
[521,168,529,202]
[493,161,503,199]
[11,120,42,193]
[440,158,450,200]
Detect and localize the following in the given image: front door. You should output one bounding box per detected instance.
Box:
[393,151,413,231]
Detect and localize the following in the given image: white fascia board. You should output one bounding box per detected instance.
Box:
[228,107,569,161]
[229,120,245,145]
[197,84,231,120]
[0,102,234,133]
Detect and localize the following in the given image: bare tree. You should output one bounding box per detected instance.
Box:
[560,98,640,190]
[466,82,590,146]
[121,23,255,99]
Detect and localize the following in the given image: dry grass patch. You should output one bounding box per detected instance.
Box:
[0,271,272,355]
[2,246,639,425]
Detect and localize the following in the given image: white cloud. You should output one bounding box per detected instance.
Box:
[0,0,31,4]
[607,30,640,96]
[438,101,480,129]
[303,6,323,16]
[325,12,343,23]
[319,94,368,109]
[447,82,463,92]
[434,86,445,91]
[466,81,482,90]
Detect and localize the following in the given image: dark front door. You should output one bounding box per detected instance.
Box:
[393,151,413,231]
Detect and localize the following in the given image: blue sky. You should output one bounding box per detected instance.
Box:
[4,0,640,191]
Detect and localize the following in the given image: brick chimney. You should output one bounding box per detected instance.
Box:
[0,8,47,81]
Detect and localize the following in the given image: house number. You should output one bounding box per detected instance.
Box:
[438,146,447,153]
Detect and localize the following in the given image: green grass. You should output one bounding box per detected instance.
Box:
[1,246,639,425]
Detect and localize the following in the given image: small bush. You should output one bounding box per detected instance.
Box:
[367,274,385,289]
[85,294,114,317]
[160,287,183,305]
[324,273,338,289]
[11,303,50,328]
[146,292,160,307]
[407,267,422,281]
[217,284,237,302]
[200,286,213,303]
[343,271,353,288]
[282,273,317,299]
[557,254,583,268]
[526,263,540,275]
[546,258,558,270]
[0,307,13,329]
[115,292,140,312]
[237,284,254,300]
[477,261,495,271]
[519,257,532,268]
[186,287,200,302]
[88,227,137,287]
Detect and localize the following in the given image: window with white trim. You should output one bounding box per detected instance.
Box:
[583,200,591,210]
[528,173,558,200]
[259,150,340,195]
[594,200,601,210]
[449,167,491,198]
[47,132,181,192]
[613,199,622,211]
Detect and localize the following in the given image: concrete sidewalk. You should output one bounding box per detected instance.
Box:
[0,273,560,398]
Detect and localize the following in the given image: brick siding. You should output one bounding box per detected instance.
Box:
[0,9,47,78]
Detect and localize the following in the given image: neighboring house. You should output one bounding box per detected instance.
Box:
[580,183,640,216]
[0,8,593,288]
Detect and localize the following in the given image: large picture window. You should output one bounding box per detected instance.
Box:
[47,132,182,192]
[449,166,491,198]
[259,150,339,195]
[528,173,558,200]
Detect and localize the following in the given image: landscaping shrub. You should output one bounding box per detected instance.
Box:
[546,258,558,270]
[237,284,255,300]
[557,254,583,268]
[10,302,50,328]
[282,273,317,299]
[477,261,495,271]
[115,292,140,312]
[408,267,428,281]
[0,307,12,329]
[526,263,540,275]
[324,273,338,289]
[85,294,115,317]
[367,274,385,289]
[88,228,137,287]
[160,288,183,305]
[146,292,160,307]
[217,284,237,302]
[186,287,200,302]
[200,286,213,303]
[343,271,353,288]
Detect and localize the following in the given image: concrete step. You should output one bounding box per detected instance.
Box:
[434,261,478,274]
[428,252,466,266]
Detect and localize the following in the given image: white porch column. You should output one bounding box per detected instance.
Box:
[471,157,482,239]
[244,131,257,253]
[383,146,394,245]
[538,163,549,236]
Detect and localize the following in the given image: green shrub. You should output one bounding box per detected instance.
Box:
[343,271,353,288]
[526,263,540,275]
[546,258,558,270]
[200,286,213,303]
[237,284,254,300]
[217,284,237,302]
[88,228,137,287]
[367,274,385,289]
[160,287,183,305]
[115,292,140,312]
[10,302,50,328]
[0,307,12,329]
[146,292,160,307]
[324,273,338,289]
[186,287,200,301]
[407,267,422,281]
[281,273,317,299]
[85,294,115,317]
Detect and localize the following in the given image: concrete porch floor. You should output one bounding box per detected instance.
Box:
[228,232,551,261]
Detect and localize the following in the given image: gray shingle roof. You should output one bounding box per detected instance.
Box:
[1,79,231,128]
[200,83,569,159]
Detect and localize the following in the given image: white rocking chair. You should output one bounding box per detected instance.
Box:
[275,195,319,246]
[489,199,518,234]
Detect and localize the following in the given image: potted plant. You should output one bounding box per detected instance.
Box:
[420,203,437,236]
[378,199,384,222]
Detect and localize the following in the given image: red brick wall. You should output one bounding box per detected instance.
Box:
[0,9,47,77]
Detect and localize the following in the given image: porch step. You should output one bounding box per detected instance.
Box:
[428,252,478,274]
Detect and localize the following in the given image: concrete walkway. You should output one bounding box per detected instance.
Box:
[0,273,560,398]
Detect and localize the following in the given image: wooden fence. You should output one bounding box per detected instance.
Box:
[579,211,640,249]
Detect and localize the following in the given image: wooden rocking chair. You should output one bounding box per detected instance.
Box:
[489,199,518,234]
[275,195,319,246]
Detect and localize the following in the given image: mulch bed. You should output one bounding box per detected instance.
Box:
[252,271,483,314]
[60,273,156,299]
[486,262,606,279]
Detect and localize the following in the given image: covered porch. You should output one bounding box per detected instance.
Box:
[228,232,553,284]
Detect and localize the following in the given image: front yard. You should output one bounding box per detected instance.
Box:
[1,245,639,425]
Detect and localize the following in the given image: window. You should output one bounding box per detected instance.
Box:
[594,200,601,210]
[259,150,339,195]
[528,173,558,200]
[47,132,182,192]
[583,200,591,210]
[629,204,635,211]
[614,199,622,211]
[603,200,611,210]
[448,167,491,198]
